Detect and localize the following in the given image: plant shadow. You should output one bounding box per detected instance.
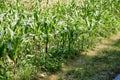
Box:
[60,39,120,80]
[112,39,120,48]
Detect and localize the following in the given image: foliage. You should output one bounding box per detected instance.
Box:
[0,0,120,79]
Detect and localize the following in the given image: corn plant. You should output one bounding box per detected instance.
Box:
[0,0,120,79]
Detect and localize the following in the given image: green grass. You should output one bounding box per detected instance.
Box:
[59,39,120,80]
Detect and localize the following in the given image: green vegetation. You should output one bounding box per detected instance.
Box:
[0,0,120,80]
[60,39,120,80]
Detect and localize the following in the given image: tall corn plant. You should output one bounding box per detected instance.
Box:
[0,0,120,79]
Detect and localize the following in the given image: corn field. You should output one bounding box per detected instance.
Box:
[0,0,120,80]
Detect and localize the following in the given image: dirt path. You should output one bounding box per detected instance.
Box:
[83,32,120,56]
[42,32,120,80]
[74,32,120,66]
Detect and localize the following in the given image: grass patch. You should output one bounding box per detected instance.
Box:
[60,40,120,80]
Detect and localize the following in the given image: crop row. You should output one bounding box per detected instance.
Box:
[0,0,120,79]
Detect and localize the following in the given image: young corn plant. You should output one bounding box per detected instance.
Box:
[0,0,120,79]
